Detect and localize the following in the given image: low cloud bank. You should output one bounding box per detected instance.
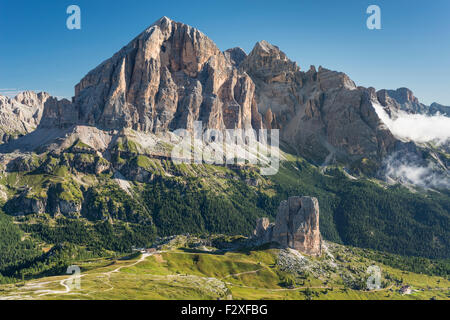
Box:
[383,152,449,190]
[373,103,450,145]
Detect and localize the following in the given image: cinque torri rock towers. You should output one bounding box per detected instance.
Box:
[253,196,322,256]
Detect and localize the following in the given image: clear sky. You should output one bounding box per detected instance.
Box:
[0,0,449,105]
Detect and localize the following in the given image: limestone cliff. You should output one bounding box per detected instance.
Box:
[71,17,262,132]
[0,92,48,143]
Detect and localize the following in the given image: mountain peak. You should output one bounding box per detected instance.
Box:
[156,16,172,24]
[72,16,262,132]
[390,87,419,104]
[253,40,280,54]
[242,40,300,79]
[150,16,175,30]
[13,91,50,106]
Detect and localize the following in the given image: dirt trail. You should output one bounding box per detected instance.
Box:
[0,252,154,300]
[106,253,151,275]
[0,251,421,300]
[224,269,263,279]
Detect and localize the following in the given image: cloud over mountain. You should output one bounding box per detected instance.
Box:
[373,102,450,145]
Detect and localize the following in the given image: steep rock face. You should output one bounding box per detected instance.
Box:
[72,17,262,132]
[253,196,322,256]
[2,17,444,178]
[47,196,82,218]
[240,41,397,164]
[0,92,49,143]
[39,97,77,128]
[0,19,403,170]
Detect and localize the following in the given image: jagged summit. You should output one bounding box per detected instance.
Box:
[0,91,63,144]
[429,102,450,116]
[71,16,262,132]
[155,16,172,24]
[253,40,279,53]
[376,87,449,116]
[243,40,300,77]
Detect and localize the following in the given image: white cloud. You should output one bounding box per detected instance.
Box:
[372,103,450,145]
[383,153,449,190]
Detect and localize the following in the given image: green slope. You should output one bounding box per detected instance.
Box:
[0,236,448,300]
[0,149,449,285]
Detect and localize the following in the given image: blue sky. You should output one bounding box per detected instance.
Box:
[0,0,449,105]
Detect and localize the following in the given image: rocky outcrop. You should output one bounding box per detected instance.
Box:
[253,217,272,243]
[45,183,83,218]
[377,88,426,115]
[38,96,77,128]
[4,191,47,216]
[253,196,322,256]
[46,197,82,218]
[6,154,41,172]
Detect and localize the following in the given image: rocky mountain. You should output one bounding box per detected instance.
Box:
[0,17,448,232]
[0,91,49,143]
[377,88,450,117]
[429,102,450,117]
[55,16,262,133]
[240,41,400,166]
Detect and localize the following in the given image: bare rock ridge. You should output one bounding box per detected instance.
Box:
[240,41,399,165]
[0,91,52,143]
[429,103,450,117]
[377,88,427,115]
[377,88,450,116]
[253,196,322,256]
